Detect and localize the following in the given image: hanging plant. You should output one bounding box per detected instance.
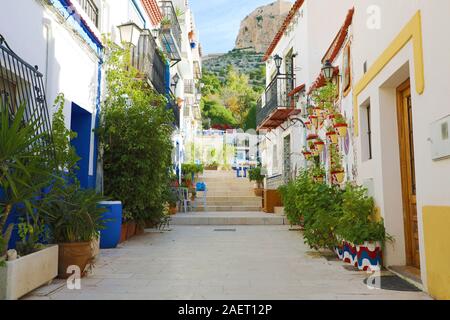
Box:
[311,165,326,183]
[314,137,325,153]
[326,125,338,144]
[334,113,348,137]
[302,148,312,161]
[330,144,345,184]
[304,120,312,131]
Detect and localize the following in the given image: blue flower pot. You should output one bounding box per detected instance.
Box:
[98,201,122,249]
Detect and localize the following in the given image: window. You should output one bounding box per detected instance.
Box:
[361,102,372,161]
[76,0,99,27]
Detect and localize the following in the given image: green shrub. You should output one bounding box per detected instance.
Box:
[248,167,265,184]
[336,184,392,244]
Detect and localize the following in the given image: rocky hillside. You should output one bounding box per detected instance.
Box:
[235,0,292,54]
[203,48,265,89]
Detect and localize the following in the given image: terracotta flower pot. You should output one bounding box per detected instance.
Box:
[356,241,383,271]
[334,123,348,137]
[58,242,93,279]
[306,133,318,141]
[314,141,325,153]
[326,131,338,144]
[313,107,322,117]
[253,188,264,197]
[314,175,324,183]
[127,222,136,239]
[135,225,145,236]
[119,223,128,243]
[169,206,178,215]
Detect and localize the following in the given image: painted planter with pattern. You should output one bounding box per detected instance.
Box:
[356,242,383,271]
[342,241,358,266]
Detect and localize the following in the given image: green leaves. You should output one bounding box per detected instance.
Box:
[248,166,264,183]
[100,38,174,225]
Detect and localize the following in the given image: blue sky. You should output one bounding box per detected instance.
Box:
[190,0,286,55]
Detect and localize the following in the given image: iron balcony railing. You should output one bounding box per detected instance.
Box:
[256,75,295,127]
[131,31,166,95]
[76,0,99,27]
[0,35,54,158]
[159,1,182,62]
[167,90,180,128]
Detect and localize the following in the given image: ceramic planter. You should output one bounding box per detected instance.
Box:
[309,116,318,129]
[334,244,344,260]
[331,170,345,184]
[314,141,325,153]
[58,242,92,279]
[326,131,338,144]
[334,123,348,137]
[356,242,383,271]
[342,241,358,266]
[0,245,58,300]
[313,107,322,117]
[302,151,312,160]
[304,121,312,131]
[314,175,324,183]
[306,133,318,141]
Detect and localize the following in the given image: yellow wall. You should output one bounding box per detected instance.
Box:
[423,206,450,300]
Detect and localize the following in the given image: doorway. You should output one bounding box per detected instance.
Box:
[396,80,420,269]
[71,103,93,189]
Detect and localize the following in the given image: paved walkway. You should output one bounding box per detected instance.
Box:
[25,225,431,300]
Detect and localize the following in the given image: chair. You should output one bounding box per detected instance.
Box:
[177,187,193,213]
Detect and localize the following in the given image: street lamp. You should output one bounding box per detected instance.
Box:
[117,22,143,47]
[274,54,283,74]
[172,73,180,90]
[322,60,335,82]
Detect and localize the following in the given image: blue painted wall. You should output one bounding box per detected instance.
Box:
[70,103,93,189]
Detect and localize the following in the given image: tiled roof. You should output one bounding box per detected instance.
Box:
[141,0,163,26]
[263,0,305,62]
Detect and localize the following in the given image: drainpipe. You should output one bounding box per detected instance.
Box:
[131,0,147,28]
[93,58,103,193]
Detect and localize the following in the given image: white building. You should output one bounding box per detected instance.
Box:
[259,0,450,299]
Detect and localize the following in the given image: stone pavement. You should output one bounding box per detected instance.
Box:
[24,226,431,300]
[171,211,287,225]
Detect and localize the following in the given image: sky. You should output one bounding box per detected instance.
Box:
[189,0,287,55]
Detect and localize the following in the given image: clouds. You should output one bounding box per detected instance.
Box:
[190,0,277,54]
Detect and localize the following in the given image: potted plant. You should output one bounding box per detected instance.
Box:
[330,145,345,184]
[302,148,312,161]
[160,17,172,30]
[248,167,265,197]
[336,184,393,271]
[309,115,318,129]
[42,184,107,279]
[311,165,326,183]
[304,120,312,131]
[0,103,59,300]
[314,137,325,153]
[334,113,348,137]
[306,133,318,142]
[326,125,338,144]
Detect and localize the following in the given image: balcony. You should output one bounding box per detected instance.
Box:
[256,75,301,130]
[159,1,182,64]
[131,30,166,95]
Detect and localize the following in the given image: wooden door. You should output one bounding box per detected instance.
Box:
[397,80,420,269]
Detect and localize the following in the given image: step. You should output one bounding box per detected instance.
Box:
[204,196,262,202]
[195,206,262,212]
[204,200,262,206]
[171,213,287,226]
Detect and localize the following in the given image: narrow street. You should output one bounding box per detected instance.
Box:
[25,225,429,300]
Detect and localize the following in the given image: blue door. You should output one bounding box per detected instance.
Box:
[70,103,93,189]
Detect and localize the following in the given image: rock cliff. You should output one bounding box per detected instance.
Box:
[235,0,292,54]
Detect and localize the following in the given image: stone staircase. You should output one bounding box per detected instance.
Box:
[195,170,261,212]
[170,170,287,226]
